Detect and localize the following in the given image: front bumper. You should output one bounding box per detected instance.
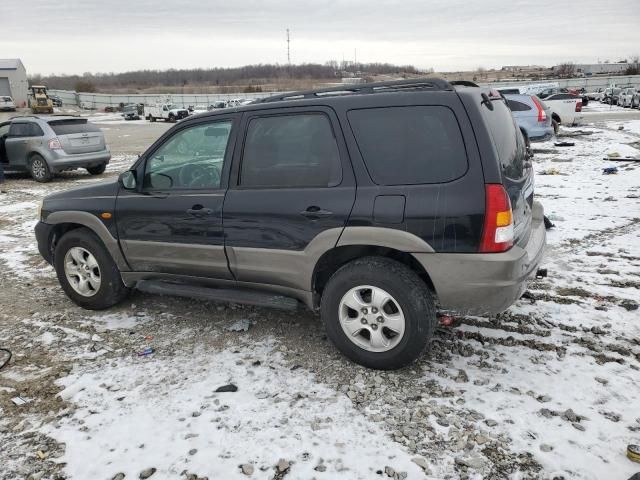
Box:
[48,149,111,172]
[415,201,546,315]
[35,221,55,264]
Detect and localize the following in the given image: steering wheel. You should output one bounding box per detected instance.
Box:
[179,163,220,188]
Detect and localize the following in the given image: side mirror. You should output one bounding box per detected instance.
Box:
[119,170,137,190]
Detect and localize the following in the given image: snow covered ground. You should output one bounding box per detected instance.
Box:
[1,116,639,480]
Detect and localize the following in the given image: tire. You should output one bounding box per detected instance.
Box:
[86,163,107,175]
[168,114,176,123]
[150,115,156,122]
[320,257,436,370]
[29,154,53,183]
[552,119,559,135]
[54,228,129,310]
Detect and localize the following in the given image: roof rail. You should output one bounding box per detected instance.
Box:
[8,115,40,121]
[256,77,453,103]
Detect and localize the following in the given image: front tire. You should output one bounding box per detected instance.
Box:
[54,228,130,310]
[552,119,559,135]
[168,114,176,123]
[320,257,436,370]
[86,163,107,175]
[30,154,53,182]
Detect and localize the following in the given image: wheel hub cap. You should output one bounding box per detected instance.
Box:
[64,247,101,297]
[338,285,405,353]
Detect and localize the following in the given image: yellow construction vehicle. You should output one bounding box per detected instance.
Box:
[28,85,54,114]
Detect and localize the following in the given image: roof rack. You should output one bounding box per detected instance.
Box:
[256,77,453,103]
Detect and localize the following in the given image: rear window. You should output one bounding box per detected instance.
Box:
[347,106,468,185]
[506,99,532,111]
[479,98,525,180]
[1,96,12,101]
[48,119,101,135]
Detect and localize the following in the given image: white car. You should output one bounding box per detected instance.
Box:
[618,88,637,108]
[144,103,189,123]
[542,94,583,128]
[0,96,16,112]
[190,105,209,115]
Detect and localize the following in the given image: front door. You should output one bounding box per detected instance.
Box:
[5,121,44,169]
[116,116,237,278]
[223,108,356,292]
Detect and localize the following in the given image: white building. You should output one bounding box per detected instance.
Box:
[0,59,28,107]
[571,63,630,76]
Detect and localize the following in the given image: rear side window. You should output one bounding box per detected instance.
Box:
[9,122,43,137]
[347,106,468,185]
[48,119,101,135]
[479,98,525,180]
[506,99,532,111]
[240,113,342,188]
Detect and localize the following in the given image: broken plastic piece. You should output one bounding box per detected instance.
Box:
[136,347,154,357]
[602,167,618,175]
[438,314,455,327]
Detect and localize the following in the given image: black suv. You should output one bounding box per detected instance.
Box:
[35,79,546,369]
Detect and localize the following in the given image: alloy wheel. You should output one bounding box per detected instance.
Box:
[338,285,405,352]
[64,247,101,297]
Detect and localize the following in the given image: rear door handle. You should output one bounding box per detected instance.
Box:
[300,206,333,219]
[187,205,213,215]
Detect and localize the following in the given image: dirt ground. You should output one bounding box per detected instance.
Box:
[1,108,640,480]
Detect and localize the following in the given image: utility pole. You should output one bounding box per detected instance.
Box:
[287,29,291,66]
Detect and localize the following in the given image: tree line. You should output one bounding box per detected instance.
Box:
[29,62,424,92]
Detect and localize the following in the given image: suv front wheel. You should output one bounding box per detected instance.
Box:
[321,257,436,370]
[54,228,130,310]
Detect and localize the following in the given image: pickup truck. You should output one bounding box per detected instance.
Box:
[542,94,583,130]
[144,103,189,123]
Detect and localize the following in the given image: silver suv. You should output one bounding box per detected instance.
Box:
[0,116,110,182]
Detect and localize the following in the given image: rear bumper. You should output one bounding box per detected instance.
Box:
[415,201,546,315]
[48,149,111,172]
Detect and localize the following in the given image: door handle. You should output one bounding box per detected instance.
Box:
[300,206,333,219]
[187,205,213,215]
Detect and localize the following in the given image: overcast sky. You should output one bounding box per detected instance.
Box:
[2,0,639,75]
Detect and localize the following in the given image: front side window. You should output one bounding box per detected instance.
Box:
[348,106,468,185]
[143,121,232,190]
[240,113,342,188]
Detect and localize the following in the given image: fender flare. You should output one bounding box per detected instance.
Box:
[44,211,129,271]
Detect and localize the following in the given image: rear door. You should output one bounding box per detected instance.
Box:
[48,119,105,154]
[5,122,45,168]
[223,107,356,291]
[116,115,237,278]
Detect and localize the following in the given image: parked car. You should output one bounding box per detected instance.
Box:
[618,88,637,108]
[189,105,209,115]
[144,103,189,123]
[34,78,546,369]
[49,95,63,107]
[542,94,583,127]
[504,94,554,140]
[538,87,588,106]
[602,87,622,105]
[632,90,640,109]
[0,96,17,111]
[122,104,141,120]
[211,100,227,109]
[0,116,110,182]
[586,88,605,101]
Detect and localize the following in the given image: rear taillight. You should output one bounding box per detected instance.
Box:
[575,101,582,112]
[48,138,62,150]
[480,184,514,253]
[531,96,547,122]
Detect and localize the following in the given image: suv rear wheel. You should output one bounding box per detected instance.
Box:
[54,228,130,310]
[320,257,436,370]
[30,154,53,183]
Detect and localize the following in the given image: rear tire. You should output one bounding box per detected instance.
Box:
[150,115,156,122]
[29,154,53,183]
[86,163,107,175]
[320,257,436,370]
[54,228,130,310]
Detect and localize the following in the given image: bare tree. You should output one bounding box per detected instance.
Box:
[555,62,576,78]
